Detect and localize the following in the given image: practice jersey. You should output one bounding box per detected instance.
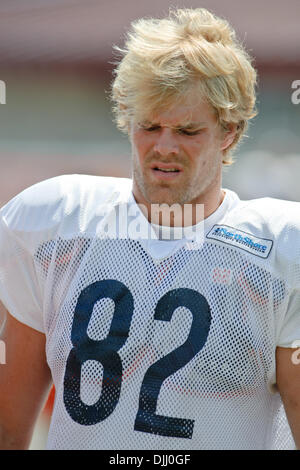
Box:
[0,174,300,450]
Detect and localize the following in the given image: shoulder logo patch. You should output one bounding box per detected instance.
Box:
[206,224,273,258]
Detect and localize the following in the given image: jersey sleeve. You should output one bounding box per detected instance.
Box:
[0,214,44,332]
[276,214,300,349]
[0,176,68,333]
[276,287,300,348]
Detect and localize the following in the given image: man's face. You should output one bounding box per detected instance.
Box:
[130,97,231,208]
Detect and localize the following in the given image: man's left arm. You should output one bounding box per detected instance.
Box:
[276,346,300,449]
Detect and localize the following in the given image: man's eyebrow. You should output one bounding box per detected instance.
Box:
[174,122,207,129]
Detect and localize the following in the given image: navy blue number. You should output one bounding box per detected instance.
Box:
[63,283,211,438]
[134,288,211,438]
[63,280,134,425]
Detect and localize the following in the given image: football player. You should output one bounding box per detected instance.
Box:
[0,8,300,450]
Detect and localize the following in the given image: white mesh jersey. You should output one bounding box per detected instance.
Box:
[0,174,300,450]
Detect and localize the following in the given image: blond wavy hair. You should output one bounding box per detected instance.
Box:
[110,7,258,164]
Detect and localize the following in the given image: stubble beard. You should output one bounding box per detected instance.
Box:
[132,161,203,207]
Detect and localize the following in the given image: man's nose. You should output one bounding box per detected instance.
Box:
[153,128,179,156]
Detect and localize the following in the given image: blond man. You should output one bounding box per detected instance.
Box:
[0,8,299,450]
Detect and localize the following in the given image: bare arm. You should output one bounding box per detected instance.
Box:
[276,346,300,450]
[0,304,52,449]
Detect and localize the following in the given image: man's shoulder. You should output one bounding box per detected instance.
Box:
[227,195,300,236]
[0,174,133,233]
[223,195,300,279]
[242,195,300,215]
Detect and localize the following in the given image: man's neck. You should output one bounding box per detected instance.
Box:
[132,186,225,227]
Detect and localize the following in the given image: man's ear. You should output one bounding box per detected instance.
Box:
[220,123,237,151]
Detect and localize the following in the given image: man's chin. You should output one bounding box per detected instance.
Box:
[144,189,186,206]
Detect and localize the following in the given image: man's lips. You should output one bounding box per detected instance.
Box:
[149,162,183,180]
[150,162,183,172]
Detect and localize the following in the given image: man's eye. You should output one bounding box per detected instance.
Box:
[140,126,202,135]
[142,126,160,132]
[178,129,202,136]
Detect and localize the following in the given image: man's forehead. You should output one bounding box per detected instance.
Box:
[137,99,216,127]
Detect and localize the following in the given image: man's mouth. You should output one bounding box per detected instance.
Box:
[150,163,183,181]
[154,167,180,173]
[150,162,183,174]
